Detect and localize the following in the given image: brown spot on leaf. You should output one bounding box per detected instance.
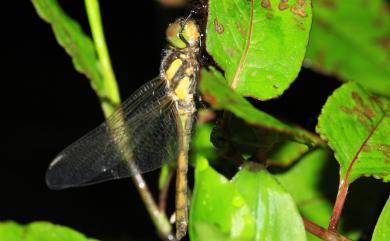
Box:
[376,36,390,51]
[261,0,271,9]
[279,0,289,10]
[316,18,331,31]
[214,18,224,34]
[370,96,388,111]
[315,50,326,67]
[291,0,307,17]
[224,47,237,57]
[318,0,336,9]
[294,17,305,30]
[364,144,390,164]
[297,25,306,31]
[226,96,240,105]
[236,21,246,37]
[381,2,390,15]
[374,17,384,28]
[266,12,274,19]
[202,92,219,106]
[340,91,376,130]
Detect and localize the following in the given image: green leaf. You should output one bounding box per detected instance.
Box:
[190,157,255,241]
[305,0,390,97]
[191,123,219,163]
[31,0,104,94]
[201,68,322,146]
[0,222,24,240]
[276,148,332,207]
[317,82,390,183]
[0,221,98,241]
[275,148,371,240]
[266,140,309,166]
[275,148,337,241]
[158,163,173,190]
[232,163,307,241]
[372,196,390,241]
[206,0,312,100]
[190,157,306,241]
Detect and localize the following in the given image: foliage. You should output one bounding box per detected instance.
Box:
[0,222,98,241]
[305,0,390,97]
[22,0,390,241]
[372,197,390,241]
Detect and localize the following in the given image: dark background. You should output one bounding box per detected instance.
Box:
[1,1,387,241]
[3,1,181,241]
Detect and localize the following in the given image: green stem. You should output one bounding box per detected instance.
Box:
[84,0,120,116]
[84,0,173,239]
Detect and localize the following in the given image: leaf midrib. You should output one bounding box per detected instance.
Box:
[343,106,388,183]
[231,0,254,90]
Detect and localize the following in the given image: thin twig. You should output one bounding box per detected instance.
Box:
[84,0,173,239]
[159,170,174,212]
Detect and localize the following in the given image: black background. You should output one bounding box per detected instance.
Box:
[1,1,387,241]
[3,1,180,241]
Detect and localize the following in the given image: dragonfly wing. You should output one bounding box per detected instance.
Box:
[46,77,179,189]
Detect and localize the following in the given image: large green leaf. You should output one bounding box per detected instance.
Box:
[0,221,98,241]
[31,0,103,94]
[305,0,390,97]
[275,148,360,240]
[190,157,255,241]
[0,222,24,240]
[190,157,307,241]
[372,196,390,241]
[206,0,312,100]
[232,163,307,241]
[201,68,322,146]
[316,82,390,183]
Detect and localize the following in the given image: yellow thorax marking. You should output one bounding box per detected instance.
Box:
[175,76,190,100]
[185,67,194,75]
[166,58,183,81]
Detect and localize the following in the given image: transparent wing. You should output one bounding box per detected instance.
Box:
[46,77,179,189]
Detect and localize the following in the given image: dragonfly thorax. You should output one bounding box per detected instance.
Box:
[161,19,200,106]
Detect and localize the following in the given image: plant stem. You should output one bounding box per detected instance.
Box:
[133,172,174,240]
[84,0,173,239]
[303,218,352,241]
[159,170,174,212]
[84,0,120,116]
[329,179,349,231]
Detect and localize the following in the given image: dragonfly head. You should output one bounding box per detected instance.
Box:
[166,18,200,49]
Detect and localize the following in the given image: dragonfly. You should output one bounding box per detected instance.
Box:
[46,17,201,240]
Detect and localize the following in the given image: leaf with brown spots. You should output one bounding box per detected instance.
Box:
[305,0,390,97]
[317,82,390,183]
[206,0,312,100]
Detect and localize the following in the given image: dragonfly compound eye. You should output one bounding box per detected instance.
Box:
[166,19,200,49]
